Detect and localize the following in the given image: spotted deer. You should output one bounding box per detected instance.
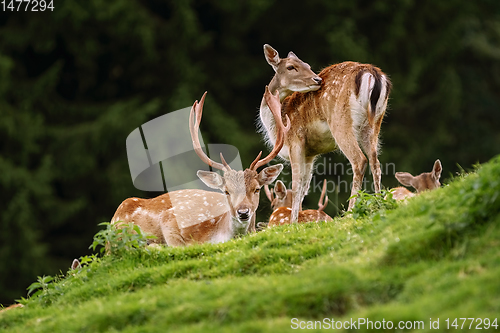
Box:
[264,180,292,211]
[111,88,290,246]
[391,159,442,200]
[0,303,23,314]
[258,44,392,223]
[267,179,333,226]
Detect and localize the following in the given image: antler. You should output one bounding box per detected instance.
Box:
[250,86,291,171]
[189,92,228,171]
[317,179,329,211]
[264,185,274,203]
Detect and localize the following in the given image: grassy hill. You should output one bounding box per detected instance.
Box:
[1,156,499,332]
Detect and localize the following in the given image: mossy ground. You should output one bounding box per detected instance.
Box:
[1,156,500,332]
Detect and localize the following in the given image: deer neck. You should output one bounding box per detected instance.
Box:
[268,75,293,102]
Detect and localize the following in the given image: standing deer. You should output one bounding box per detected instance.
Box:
[258,44,392,223]
[266,179,333,226]
[391,159,442,200]
[111,88,289,246]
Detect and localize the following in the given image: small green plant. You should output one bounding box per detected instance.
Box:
[90,222,156,255]
[348,189,398,219]
[26,275,55,298]
[78,254,99,267]
[24,274,66,307]
[17,224,155,308]
[21,254,101,307]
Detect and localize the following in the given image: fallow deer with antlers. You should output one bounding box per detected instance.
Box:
[265,179,333,226]
[391,159,442,200]
[258,44,392,223]
[111,88,289,246]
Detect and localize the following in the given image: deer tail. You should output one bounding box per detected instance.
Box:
[355,67,392,122]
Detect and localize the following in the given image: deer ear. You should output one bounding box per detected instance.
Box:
[264,44,280,71]
[432,159,442,180]
[287,51,298,59]
[274,180,287,200]
[395,172,415,188]
[197,170,224,190]
[71,259,81,270]
[257,164,283,186]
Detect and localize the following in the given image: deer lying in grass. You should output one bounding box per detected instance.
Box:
[0,303,23,314]
[264,180,292,211]
[391,159,442,200]
[258,44,392,223]
[265,179,333,226]
[111,88,289,246]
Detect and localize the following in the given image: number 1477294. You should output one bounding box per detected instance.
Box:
[2,0,54,11]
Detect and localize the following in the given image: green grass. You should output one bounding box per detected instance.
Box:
[1,156,500,332]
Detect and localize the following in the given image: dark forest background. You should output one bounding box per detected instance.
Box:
[1,0,499,305]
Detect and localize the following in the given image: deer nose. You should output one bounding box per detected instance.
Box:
[237,208,250,221]
[313,77,322,84]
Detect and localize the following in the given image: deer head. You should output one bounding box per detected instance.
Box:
[264,180,293,211]
[263,44,322,100]
[267,179,332,226]
[395,159,442,193]
[190,87,290,232]
[266,179,329,212]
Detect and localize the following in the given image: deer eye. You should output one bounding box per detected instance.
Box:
[286,65,295,71]
[254,188,260,194]
[225,190,230,196]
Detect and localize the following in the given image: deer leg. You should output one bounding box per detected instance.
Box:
[159,212,186,247]
[367,140,382,193]
[302,156,316,203]
[289,143,316,223]
[290,150,303,224]
[370,151,381,193]
[332,130,367,211]
[289,144,307,223]
[297,155,316,217]
[372,118,384,193]
[162,226,187,247]
[360,121,383,193]
[347,151,368,210]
